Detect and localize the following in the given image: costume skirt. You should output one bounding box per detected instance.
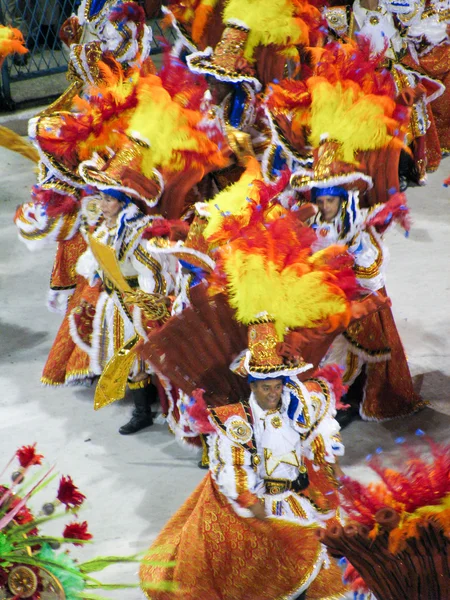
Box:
[140,473,346,600]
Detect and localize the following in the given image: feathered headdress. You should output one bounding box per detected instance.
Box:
[290,64,408,191]
[265,41,409,191]
[187,0,310,90]
[33,57,227,211]
[31,59,143,185]
[203,168,359,377]
[126,70,227,179]
[222,0,310,62]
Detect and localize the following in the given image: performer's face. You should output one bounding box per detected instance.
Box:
[206,76,232,105]
[99,193,123,223]
[316,195,341,223]
[251,379,284,411]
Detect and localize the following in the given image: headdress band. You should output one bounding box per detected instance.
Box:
[101,188,131,204]
[312,186,348,202]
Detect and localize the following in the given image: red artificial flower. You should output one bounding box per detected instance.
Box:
[63,521,93,546]
[57,476,86,510]
[16,443,44,468]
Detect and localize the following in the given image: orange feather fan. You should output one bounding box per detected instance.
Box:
[0,25,28,67]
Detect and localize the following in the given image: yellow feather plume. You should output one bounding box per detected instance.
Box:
[127,76,225,176]
[222,0,309,61]
[223,250,350,339]
[308,78,396,164]
[203,157,261,240]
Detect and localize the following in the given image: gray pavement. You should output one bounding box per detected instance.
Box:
[0,144,449,597]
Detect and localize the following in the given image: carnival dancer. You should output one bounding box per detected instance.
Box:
[387,0,450,157]
[15,183,100,387]
[351,0,444,186]
[16,45,226,391]
[183,0,317,188]
[75,150,178,434]
[139,180,358,598]
[13,1,156,386]
[306,170,423,424]
[141,337,348,599]
[287,67,424,423]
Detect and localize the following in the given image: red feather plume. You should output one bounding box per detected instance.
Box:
[186,389,216,434]
[108,1,146,35]
[312,364,349,409]
[159,49,208,112]
[367,193,411,234]
[32,186,78,217]
[339,438,450,527]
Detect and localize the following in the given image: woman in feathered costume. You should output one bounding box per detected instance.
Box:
[13,2,156,388]
[284,58,425,424]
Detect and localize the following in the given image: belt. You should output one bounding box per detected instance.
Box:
[264,470,309,496]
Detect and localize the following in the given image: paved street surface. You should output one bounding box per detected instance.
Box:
[0,145,449,598]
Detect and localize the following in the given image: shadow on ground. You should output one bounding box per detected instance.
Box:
[0,320,48,356]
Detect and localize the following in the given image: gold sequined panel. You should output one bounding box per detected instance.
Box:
[343,349,360,383]
[42,278,95,385]
[50,232,87,289]
[211,24,248,70]
[313,141,342,180]
[311,434,326,466]
[139,473,347,600]
[231,446,249,494]
[248,321,284,370]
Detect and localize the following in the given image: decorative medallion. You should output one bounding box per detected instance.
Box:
[85,197,101,220]
[8,566,38,598]
[225,417,253,444]
[271,415,282,429]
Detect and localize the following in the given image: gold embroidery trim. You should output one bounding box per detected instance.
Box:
[133,246,167,295]
[18,216,59,241]
[311,435,326,465]
[286,495,308,519]
[353,231,383,279]
[285,380,311,430]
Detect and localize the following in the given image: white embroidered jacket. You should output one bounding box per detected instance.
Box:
[207,376,344,525]
[310,197,387,293]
